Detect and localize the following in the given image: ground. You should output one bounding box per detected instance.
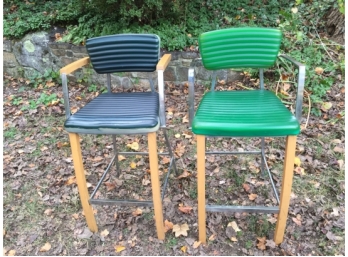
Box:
[3,72,345,256]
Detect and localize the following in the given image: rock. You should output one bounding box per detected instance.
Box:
[12,31,61,75]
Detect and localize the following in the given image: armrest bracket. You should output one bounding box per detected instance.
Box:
[278,54,306,123]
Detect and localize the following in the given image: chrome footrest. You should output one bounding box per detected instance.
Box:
[90,199,153,207]
[206,205,279,213]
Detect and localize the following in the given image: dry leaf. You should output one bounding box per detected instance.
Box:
[315,67,324,75]
[164,220,174,233]
[267,216,277,224]
[321,102,332,112]
[44,209,53,216]
[208,234,217,241]
[105,181,116,191]
[337,160,344,170]
[257,237,266,250]
[173,223,189,237]
[161,156,171,164]
[72,213,79,219]
[333,147,344,153]
[132,208,143,216]
[100,229,109,237]
[180,246,187,253]
[65,176,76,185]
[266,239,276,248]
[8,250,16,256]
[115,245,126,253]
[118,155,126,161]
[294,156,301,166]
[178,206,193,214]
[292,217,302,226]
[294,166,305,176]
[142,178,150,186]
[175,133,181,138]
[227,221,241,232]
[283,83,291,91]
[40,242,51,252]
[177,170,191,179]
[242,183,250,192]
[127,142,139,151]
[230,237,238,242]
[130,162,137,169]
[182,115,189,123]
[248,194,258,201]
[193,241,201,248]
[93,156,104,162]
[291,7,298,13]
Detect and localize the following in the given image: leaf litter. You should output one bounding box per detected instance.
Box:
[3,75,345,256]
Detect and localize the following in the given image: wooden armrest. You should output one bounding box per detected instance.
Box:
[156,54,171,71]
[60,57,90,74]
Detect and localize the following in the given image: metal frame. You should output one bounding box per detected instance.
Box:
[187,54,305,213]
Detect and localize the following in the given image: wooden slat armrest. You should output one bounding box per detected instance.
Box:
[60,57,90,75]
[156,54,171,71]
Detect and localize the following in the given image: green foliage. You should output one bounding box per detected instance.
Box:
[277,0,344,116]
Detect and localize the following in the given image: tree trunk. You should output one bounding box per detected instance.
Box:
[326,8,345,44]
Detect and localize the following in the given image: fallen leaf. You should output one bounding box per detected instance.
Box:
[178,205,193,214]
[127,142,139,151]
[321,102,332,112]
[105,181,116,191]
[77,227,93,239]
[292,217,302,226]
[40,242,51,252]
[100,229,109,237]
[164,220,174,233]
[291,7,298,13]
[118,155,126,161]
[161,156,171,164]
[115,245,126,252]
[315,67,324,75]
[173,223,189,237]
[130,162,137,169]
[65,176,76,185]
[230,237,238,242]
[283,83,291,91]
[248,194,258,201]
[294,156,301,166]
[180,246,187,253]
[333,147,344,153]
[331,207,339,217]
[227,221,241,232]
[72,213,79,219]
[326,231,344,241]
[132,208,143,216]
[142,178,150,186]
[257,237,266,250]
[208,234,216,241]
[294,166,305,176]
[337,160,344,170]
[242,183,250,192]
[193,241,201,248]
[182,115,189,123]
[266,239,276,248]
[175,133,181,138]
[93,156,104,162]
[177,170,191,179]
[8,250,16,256]
[44,209,53,216]
[267,216,277,224]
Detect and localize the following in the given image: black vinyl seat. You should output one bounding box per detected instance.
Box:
[59,34,177,240]
[64,92,159,133]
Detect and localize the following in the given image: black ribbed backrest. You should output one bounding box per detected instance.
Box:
[86,34,160,74]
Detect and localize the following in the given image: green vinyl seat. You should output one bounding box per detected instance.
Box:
[188,27,306,245]
[192,90,300,137]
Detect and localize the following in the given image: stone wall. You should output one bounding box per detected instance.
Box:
[3,31,242,87]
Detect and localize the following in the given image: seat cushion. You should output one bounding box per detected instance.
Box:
[64,92,159,133]
[192,90,300,137]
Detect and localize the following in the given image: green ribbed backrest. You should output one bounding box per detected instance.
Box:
[199,27,282,70]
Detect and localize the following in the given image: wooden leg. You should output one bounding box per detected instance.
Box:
[69,133,98,232]
[197,135,206,243]
[274,135,297,244]
[148,132,165,240]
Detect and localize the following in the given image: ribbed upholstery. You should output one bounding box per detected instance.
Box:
[199,27,282,70]
[192,90,300,137]
[86,34,160,73]
[65,92,159,130]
